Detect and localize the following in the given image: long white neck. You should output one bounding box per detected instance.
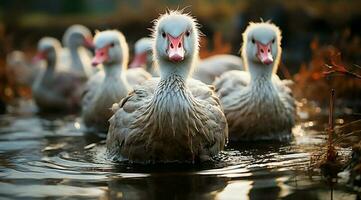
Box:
[44,63,55,80]
[69,47,84,71]
[45,50,58,74]
[146,53,154,72]
[152,55,197,114]
[247,60,274,84]
[157,55,195,81]
[103,62,126,80]
[40,50,58,85]
[69,46,93,77]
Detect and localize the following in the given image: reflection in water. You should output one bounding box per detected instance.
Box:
[203,143,298,200]
[215,180,253,200]
[0,182,106,198]
[107,175,229,199]
[0,113,359,199]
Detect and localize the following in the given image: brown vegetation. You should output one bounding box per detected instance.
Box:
[293,33,361,104]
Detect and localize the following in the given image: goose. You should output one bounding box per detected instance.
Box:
[82,30,151,132]
[193,54,243,84]
[106,11,228,163]
[129,37,159,76]
[62,24,94,78]
[32,37,86,112]
[214,22,295,141]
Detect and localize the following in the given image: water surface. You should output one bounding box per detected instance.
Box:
[0,109,358,200]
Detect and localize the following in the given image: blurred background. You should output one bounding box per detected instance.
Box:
[0,0,360,110]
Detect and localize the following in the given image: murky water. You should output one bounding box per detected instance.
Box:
[0,106,359,199]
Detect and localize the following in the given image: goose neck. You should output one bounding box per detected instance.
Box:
[153,74,189,113]
[69,47,84,71]
[247,61,273,84]
[46,53,57,70]
[158,58,194,81]
[103,63,124,79]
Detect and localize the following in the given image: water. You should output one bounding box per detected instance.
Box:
[0,108,358,199]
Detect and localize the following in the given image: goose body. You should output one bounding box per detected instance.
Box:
[82,30,150,132]
[214,22,295,141]
[193,54,243,84]
[32,37,86,112]
[107,11,228,163]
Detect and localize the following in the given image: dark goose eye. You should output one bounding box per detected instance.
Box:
[272,38,275,44]
[185,30,190,37]
[110,42,115,47]
[162,32,166,38]
[251,38,255,44]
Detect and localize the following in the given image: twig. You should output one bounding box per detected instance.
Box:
[353,64,361,70]
[328,89,335,147]
[324,64,361,80]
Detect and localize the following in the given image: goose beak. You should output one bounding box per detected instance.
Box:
[92,46,109,66]
[32,51,46,63]
[84,36,94,49]
[167,33,184,62]
[256,42,273,65]
[129,52,147,68]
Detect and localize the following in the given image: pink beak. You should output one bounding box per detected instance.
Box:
[256,42,273,65]
[92,46,109,66]
[83,36,94,49]
[32,51,46,63]
[167,33,184,62]
[129,52,147,68]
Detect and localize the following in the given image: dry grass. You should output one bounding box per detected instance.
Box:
[293,31,361,104]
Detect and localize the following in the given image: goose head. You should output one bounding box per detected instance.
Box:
[63,24,94,50]
[33,37,61,66]
[242,22,282,76]
[129,37,153,69]
[153,10,199,78]
[91,30,129,69]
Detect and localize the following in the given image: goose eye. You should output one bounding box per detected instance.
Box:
[110,42,115,47]
[251,38,255,44]
[185,30,190,37]
[272,38,275,44]
[161,32,166,38]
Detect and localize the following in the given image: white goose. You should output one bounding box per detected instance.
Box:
[82,30,150,132]
[129,37,159,76]
[214,22,295,141]
[62,24,94,78]
[32,37,86,112]
[106,11,228,163]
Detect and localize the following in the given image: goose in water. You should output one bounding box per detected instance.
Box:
[62,24,94,78]
[82,30,150,132]
[106,11,228,163]
[214,22,295,141]
[32,37,86,112]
